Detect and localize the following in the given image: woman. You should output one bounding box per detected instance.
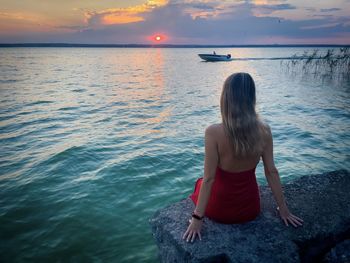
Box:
[182,72,303,243]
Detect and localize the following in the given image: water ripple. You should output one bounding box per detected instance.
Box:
[0,47,349,262]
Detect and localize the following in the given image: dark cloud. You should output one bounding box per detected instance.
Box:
[305,7,316,11]
[312,14,333,18]
[186,3,215,10]
[320,8,341,12]
[251,3,296,15]
[255,3,296,11]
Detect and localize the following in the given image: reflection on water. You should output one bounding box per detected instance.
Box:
[0,47,349,262]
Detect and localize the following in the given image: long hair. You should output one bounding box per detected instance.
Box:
[220,72,266,157]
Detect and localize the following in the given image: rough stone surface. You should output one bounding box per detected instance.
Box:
[322,240,350,263]
[149,170,350,263]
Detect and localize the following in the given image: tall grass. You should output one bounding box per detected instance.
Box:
[281,47,350,80]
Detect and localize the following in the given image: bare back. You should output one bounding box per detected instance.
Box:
[211,123,261,172]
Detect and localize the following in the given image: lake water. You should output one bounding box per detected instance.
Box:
[0,47,349,262]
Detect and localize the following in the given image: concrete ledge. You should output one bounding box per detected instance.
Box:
[149,170,350,263]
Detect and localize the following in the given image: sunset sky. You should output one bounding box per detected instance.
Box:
[0,0,349,44]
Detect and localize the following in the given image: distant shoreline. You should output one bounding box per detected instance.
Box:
[0,43,349,48]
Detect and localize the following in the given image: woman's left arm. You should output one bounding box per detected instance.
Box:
[182,125,219,242]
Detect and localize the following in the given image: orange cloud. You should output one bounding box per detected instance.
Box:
[0,11,39,23]
[0,11,54,33]
[85,0,168,26]
[102,13,144,25]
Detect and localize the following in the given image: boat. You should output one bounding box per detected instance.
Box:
[198,53,232,62]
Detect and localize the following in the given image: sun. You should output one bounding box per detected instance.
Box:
[148,33,168,43]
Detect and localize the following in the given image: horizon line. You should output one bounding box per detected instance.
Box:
[0,43,350,48]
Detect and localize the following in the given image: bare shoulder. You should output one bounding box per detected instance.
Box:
[259,121,273,150]
[205,124,224,141]
[259,120,272,137]
[205,123,223,135]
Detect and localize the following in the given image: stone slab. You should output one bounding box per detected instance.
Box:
[149,170,350,263]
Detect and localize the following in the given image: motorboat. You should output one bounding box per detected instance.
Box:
[198,53,232,62]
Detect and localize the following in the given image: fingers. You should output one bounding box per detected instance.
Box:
[291,214,304,222]
[188,232,197,242]
[182,226,194,242]
[288,217,297,227]
[182,228,189,240]
[291,217,303,226]
[283,215,304,228]
[187,232,195,242]
[186,232,193,242]
[182,229,201,242]
[290,215,303,226]
[191,232,196,242]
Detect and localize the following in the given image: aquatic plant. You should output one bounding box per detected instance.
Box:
[281,47,350,80]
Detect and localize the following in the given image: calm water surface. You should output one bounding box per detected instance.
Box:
[0,48,349,262]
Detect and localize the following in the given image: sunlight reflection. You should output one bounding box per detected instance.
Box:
[105,48,171,138]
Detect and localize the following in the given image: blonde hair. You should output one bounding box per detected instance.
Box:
[220,72,266,157]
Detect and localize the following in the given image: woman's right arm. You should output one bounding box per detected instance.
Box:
[262,124,304,227]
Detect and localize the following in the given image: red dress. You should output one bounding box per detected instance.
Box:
[189,166,260,224]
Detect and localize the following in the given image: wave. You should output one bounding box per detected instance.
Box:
[72,88,87,93]
[27,101,53,106]
[0,79,18,83]
[41,145,86,166]
[58,106,79,111]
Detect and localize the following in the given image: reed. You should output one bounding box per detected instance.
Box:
[281,47,350,80]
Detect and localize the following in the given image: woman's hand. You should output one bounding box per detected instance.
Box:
[182,218,203,242]
[277,206,304,227]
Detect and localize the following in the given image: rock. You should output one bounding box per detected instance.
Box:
[322,239,350,263]
[149,170,350,263]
